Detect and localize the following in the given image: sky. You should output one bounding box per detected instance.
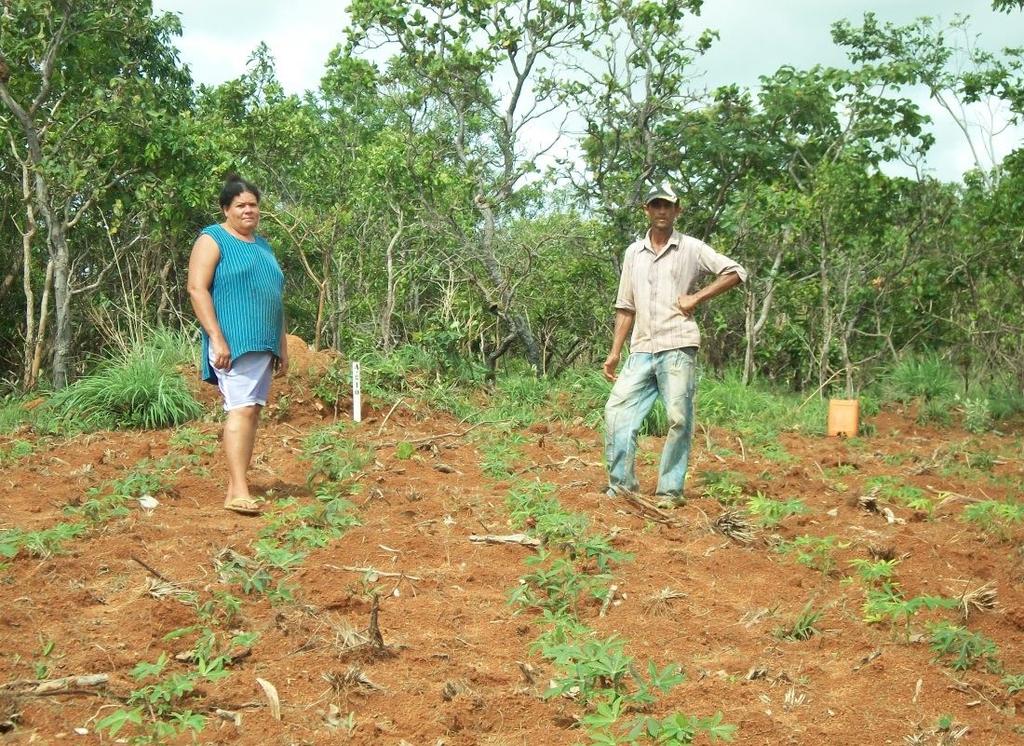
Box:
[152,0,1023,182]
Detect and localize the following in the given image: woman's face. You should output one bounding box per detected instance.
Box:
[224,191,260,233]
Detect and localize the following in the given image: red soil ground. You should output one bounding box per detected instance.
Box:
[1,337,1022,744]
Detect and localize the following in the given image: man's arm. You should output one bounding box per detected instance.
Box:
[603,308,636,382]
[677,271,743,316]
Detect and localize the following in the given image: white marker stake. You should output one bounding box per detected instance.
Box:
[352,361,362,422]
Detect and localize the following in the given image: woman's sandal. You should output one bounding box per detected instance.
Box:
[224,497,261,516]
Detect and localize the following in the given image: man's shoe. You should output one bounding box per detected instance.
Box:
[655,494,685,510]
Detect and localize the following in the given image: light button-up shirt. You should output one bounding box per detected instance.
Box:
[614,230,747,352]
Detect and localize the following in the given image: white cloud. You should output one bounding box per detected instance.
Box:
[155,0,348,93]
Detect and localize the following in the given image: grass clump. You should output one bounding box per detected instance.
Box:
[41,330,201,432]
[774,602,824,641]
[885,353,957,404]
[0,396,33,434]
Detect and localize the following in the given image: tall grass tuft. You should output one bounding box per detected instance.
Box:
[41,329,202,432]
[885,353,957,403]
[0,396,32,434]
[699,370,825,436]
[982,378,1024,421]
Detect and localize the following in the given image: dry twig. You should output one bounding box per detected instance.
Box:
[958,581,998,621]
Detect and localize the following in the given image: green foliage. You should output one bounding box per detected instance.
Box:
[1003,673,1024,695]
[168,427,217,458]
[543,634,638,704]
[747,492,809,527]
[928,622,1000,672]
[481,440,518,478]
[848,558,899,585]
[983,379,1024,420]
[865,475,934,516]
[505,482,631,571]
[700,470,746,504]
[917,397,953,427]
[862,583,959,628]
[41,332,202,432]
[774,602,824,641]
[67,455,182,524]
[0,397,32,434]
[510,550,611,615]
[302,423,373,484]
[961,397,992,433]
[1,522,87,561]
[961,500,1024,537]
[775,535,847,574]
[885,354,957,404]
[97,642,223,742]
[394,441,415,459]
[0,439,34,466]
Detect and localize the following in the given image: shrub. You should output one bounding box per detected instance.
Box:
[886,353,957,404]
[984,379,1024,420]
[41,330,201,432]
[961,397,992,433]
[0,396,32,434]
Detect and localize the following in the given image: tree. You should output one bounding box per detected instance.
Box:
[345,0,598,372]
[0,0,191,387]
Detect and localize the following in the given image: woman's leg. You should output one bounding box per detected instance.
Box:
[224,404,261,505]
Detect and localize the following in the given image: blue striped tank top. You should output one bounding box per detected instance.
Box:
[199,224,284,384]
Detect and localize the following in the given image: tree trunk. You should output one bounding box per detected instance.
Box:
[474,195,541,371]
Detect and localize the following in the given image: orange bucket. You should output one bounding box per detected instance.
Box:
[827,399,860,437]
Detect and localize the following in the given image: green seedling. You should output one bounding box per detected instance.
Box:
[700,470,746,504]
[848,558,900,585]
[302,424,373,484]
[0,439,34,466]
[962,500,1024,538]
[1003,674,1024,695]
[20,522,87,558]
[169,427,217,458]
[862,583,959,633]
[747,493,809,527]
[775,535,847,575]
[774,603,823,641]
[928,622,1000,672]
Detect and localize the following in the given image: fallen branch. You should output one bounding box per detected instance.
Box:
[130,555,175,585]
[468,533,541,547]
[375,397,405,436]
[324,565,422,581]
[517,455,602,474]
[381,419,512,447]
[620,493,681,527]
[2,674,108,695]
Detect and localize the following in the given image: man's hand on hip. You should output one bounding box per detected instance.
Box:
[677,293,700,316]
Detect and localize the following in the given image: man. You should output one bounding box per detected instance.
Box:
[602,180,747,507]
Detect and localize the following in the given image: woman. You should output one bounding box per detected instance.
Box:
[187,175,288,515]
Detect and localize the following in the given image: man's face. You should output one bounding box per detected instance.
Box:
[644,198,681,230]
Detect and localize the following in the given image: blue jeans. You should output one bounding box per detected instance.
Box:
[604,349,697,496]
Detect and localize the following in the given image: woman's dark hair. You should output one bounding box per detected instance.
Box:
[219,173,261,209]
